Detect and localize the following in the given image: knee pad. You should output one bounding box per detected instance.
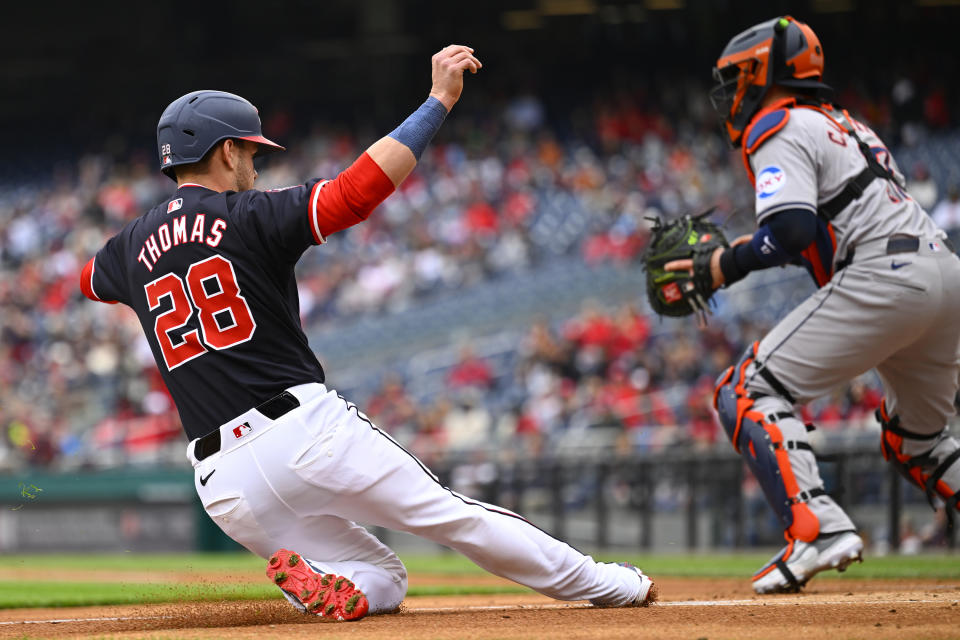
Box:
[878,400,960,512]
[714,342,820,542]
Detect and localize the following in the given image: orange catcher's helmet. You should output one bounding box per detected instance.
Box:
[709,16,831,147]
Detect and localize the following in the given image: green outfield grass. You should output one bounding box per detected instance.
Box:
[3,551,958,578]
[0,551,956,609]
[0,580,529,609]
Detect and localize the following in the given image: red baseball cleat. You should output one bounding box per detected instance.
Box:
[266,548,369,621]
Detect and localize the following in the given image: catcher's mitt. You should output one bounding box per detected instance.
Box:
[642,210,728,321]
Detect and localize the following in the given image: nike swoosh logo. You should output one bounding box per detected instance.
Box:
[199,470,216,486]
[890,261,911,270]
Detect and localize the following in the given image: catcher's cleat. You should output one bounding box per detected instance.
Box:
[591,562,657,607]
[752,530,863,594]
[266,548,369,621]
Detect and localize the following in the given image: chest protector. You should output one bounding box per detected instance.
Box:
[740,98,902,287]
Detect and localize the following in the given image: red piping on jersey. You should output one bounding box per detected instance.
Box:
[80,257,117,304]
[308,152,395,242]
[178,182,213,190]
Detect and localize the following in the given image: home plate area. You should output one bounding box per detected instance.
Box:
[0,578,958,639]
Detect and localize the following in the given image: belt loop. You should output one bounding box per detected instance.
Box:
[194,388,305,462]
[257,391,301,420]
[885,236,920,255]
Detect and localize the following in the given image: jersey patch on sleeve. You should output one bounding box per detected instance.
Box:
[755,166,787,200]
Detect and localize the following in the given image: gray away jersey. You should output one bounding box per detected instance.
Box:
[749,105,942,267]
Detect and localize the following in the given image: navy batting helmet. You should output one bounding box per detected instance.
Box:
[157,90,285,180]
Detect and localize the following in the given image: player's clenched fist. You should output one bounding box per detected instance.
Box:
[429,45,482,111]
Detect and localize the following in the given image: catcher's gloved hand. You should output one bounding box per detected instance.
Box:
[642,210,729,323]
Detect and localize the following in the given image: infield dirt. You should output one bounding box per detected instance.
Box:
[1,576,958,639]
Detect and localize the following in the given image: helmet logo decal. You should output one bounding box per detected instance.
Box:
[755,166,786,200]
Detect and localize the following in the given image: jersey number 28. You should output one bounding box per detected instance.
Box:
[144,256,256,370]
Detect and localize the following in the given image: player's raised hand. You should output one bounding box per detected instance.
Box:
[429,45,482,111]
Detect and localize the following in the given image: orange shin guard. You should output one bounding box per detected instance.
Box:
[715,342,820,542]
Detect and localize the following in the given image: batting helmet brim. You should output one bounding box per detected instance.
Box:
[238,135,286,155]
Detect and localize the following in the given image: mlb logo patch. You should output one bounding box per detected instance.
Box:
[662,282,682,303]
[167,198,183,214]
[163,155,172,166]
[232,422,252,439]
[929,241,941,252]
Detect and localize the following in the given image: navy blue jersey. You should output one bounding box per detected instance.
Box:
[82,181,332,439]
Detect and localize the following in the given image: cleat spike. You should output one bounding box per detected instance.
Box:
[266,549,368,621]
[345,593,361,614]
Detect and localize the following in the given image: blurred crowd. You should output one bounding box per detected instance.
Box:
[1,78,957,471]
[355,299,887,468]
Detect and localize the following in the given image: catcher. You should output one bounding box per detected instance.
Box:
[652,16,960,594]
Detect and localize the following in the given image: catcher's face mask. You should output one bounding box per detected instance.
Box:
[708,64,744,130]
[710,16,829,148]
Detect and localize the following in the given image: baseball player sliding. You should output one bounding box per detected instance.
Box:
[668,16,960,593]
[80,45,655,621]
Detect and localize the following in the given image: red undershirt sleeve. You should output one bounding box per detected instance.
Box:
[79,256,119,304]
[307,152,395,241]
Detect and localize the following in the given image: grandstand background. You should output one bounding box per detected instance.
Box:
[1,0,959,554]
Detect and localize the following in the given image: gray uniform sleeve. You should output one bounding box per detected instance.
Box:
[749,125,819,224]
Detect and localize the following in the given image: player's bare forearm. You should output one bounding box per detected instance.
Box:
[367,137,417,187]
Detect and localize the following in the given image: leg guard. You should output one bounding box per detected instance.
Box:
[878,400,960,512]
[714,343,821,542]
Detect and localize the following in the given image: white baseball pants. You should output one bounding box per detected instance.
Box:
[188,383,645,613]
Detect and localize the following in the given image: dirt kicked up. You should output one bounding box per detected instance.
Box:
[1,577,958,640]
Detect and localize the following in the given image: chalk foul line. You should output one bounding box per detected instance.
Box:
[1,597,954,626]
